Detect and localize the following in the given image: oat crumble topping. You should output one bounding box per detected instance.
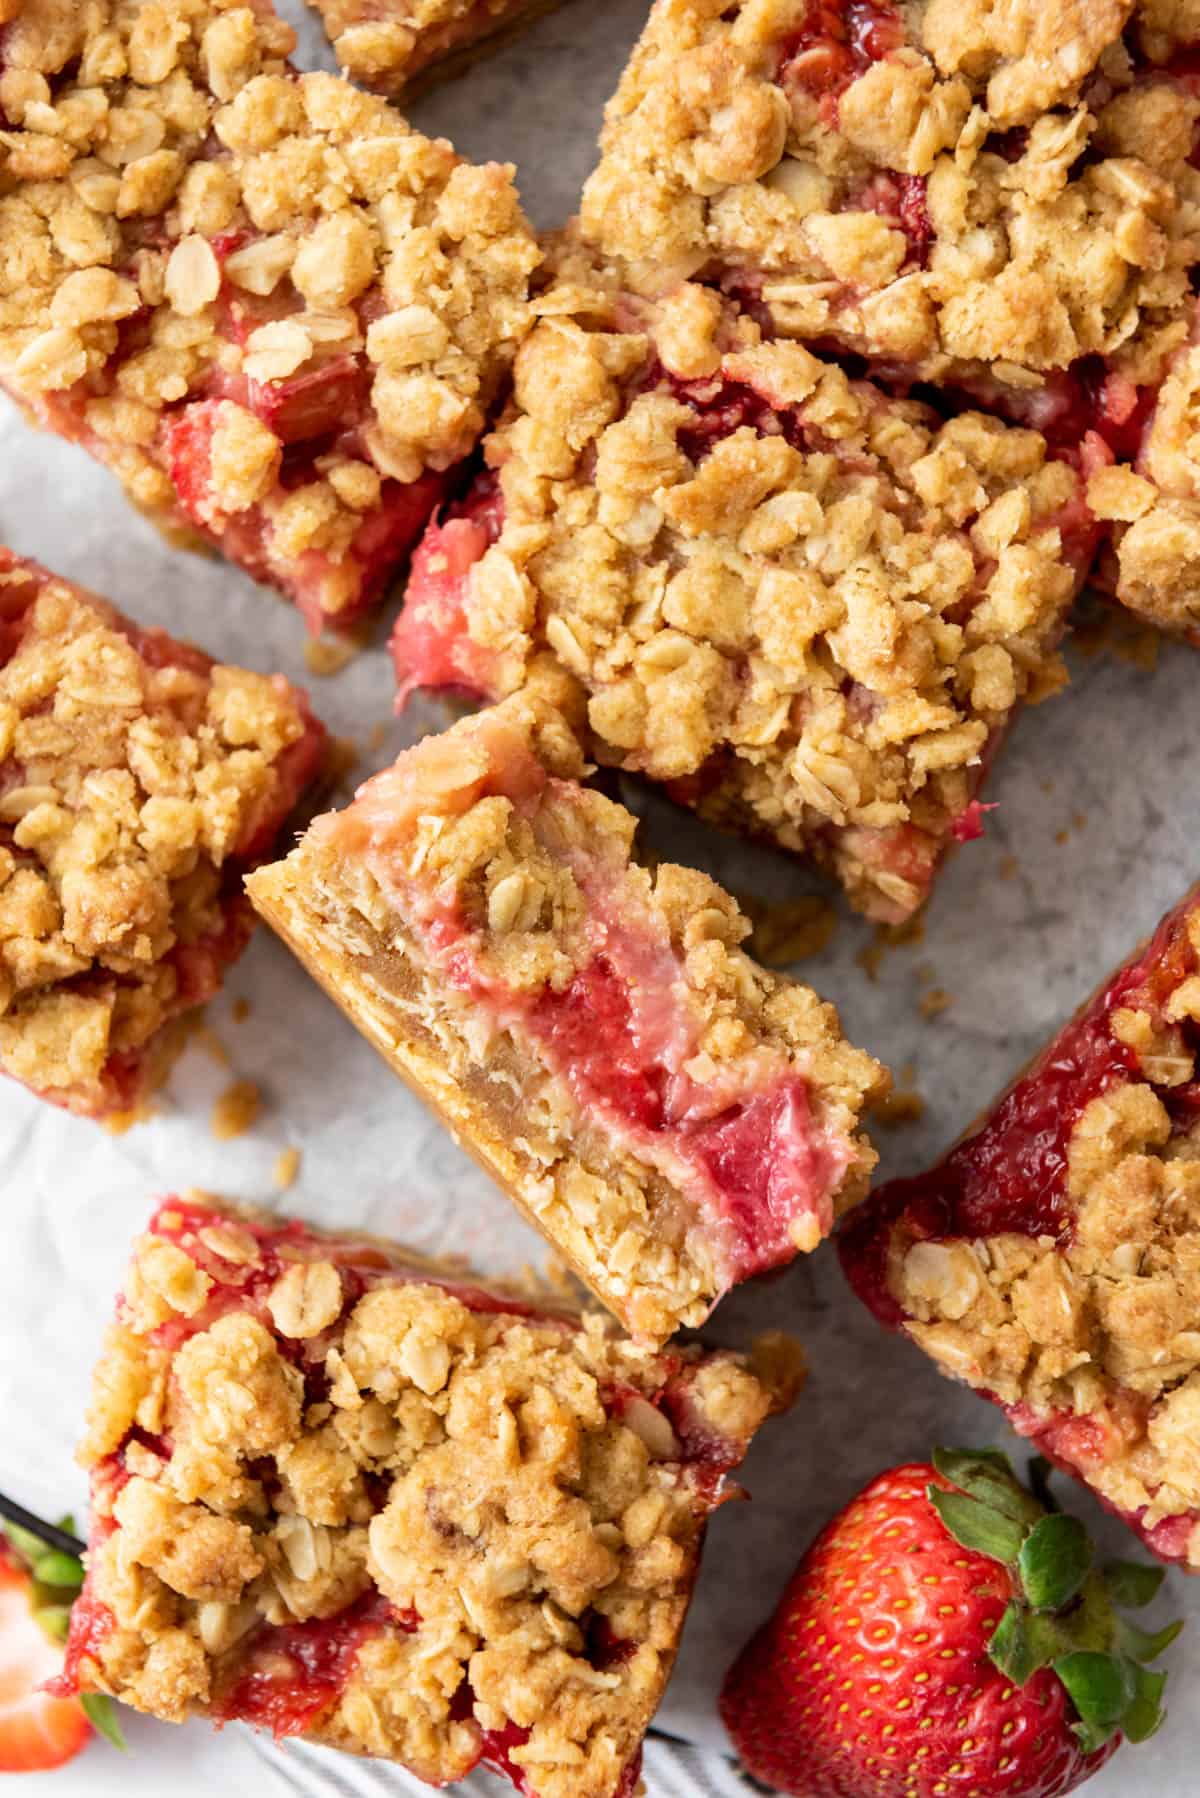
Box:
[0,0,539,628]
[841,886,1200,1571]
[248,695,885,1342]
[0,547,324,1117]
[69,1194,794,1797]
[307,0,559,95]
[392,261,1092,919]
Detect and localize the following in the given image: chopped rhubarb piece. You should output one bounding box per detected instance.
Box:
[0,0,539,633]
[392,267,1093,919]
[0,547,325,1121]
[839,884,1200,1571]
[63,1195,795,1797]
[308,0,570,95]
[247,696,885,1343]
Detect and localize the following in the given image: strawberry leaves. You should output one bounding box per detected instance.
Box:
[928,1448,1181,1755]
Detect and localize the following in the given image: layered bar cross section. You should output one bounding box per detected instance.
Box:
[840,884,1200,1572]
[247,694,885,1342]
[0,547,325,1119]
[61,1193,795,1797]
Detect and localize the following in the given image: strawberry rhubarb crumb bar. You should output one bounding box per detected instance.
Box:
[390,264,1095,920]
[60,1194,796,1796]
[307,0,564,97]
[247,696,884,1343]
[578,0,1200,640]
[0,547,325,1120]
[0,0,538,634]
[840,884,1200,1572]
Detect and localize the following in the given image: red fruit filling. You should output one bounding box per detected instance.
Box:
[776,0,906,115]
[46,1587,115,1701]
[163,398,449,635]
[390,476,506,702]
[211,1593,407,1737]
[841,890,1200,1327]
[950,799,997,843]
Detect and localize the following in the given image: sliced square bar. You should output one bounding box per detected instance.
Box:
[390,263,1095,919]
[307,0,565,97]
[840,884,1200,1572]
[0,0,539,633]
[579,0,1200,640]
[247,694,884,1343]
[60,1193,796,1797]
[0,547,325,1120]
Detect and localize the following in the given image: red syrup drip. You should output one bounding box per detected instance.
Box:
[211,1593,409,1738]
[839,893,1200,1328]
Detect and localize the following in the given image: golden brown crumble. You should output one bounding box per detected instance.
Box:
[0,549,322,1116]
[75,1195,793,1796]
[307,0,560,95]
[580,0,1200,387]
[406,262,1086,919]
[880,896,1200,1568]
[0,0,539,622]
[248,695,885,1343]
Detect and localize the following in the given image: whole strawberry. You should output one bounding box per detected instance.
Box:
[720,1450,1180,1798]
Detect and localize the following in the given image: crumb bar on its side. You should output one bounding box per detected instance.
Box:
[0,547,326,1120]
[0,0,539,633]
[247,694,885,1344]
[61,1193,797,1798]
[389,264,1095,920]
[307,0,566,97]
[579,0,1200,640]
[839,884,1200,1572]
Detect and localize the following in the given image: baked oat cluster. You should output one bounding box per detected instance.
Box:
[307,0,557,96]
[840,884,1200,1571]
[392,262,1093,919]
[0,547,325,1117]
[577,0,1200,640]
[248,695,885,1342]
[0,0,539,629]
[66,1194,794,1797]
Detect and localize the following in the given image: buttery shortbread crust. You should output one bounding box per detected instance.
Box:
[305,0,566,96]
[0,546,325,1119]
[840,884,1200,1572]
[64,1192,798,1798]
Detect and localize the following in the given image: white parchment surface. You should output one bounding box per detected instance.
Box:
[1,3,1198,1793]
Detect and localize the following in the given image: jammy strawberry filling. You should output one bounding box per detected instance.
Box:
[389,476,506,702]
[331,714,855,1284]
[839,888,1200,1568]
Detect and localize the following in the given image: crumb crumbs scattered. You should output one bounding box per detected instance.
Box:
[919,988,952,1019]
[368,723,389,753]
[1074,604,1161,672]
[999,854,1020,881]
[272,1145,301,1190]
[324,736,361,788]
[1055,827,1070,845]
[855,916,926,981]
[194,1024,231,1068]
[303,631,367,678]
[232,998,252,1024]
[743,894,838,966]
[210,1078,263,1141]
[1073,812,1087,831]
[874,1087,927,1127]
[102,1101,153,1137]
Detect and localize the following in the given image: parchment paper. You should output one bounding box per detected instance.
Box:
[1,2,1197,1792]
